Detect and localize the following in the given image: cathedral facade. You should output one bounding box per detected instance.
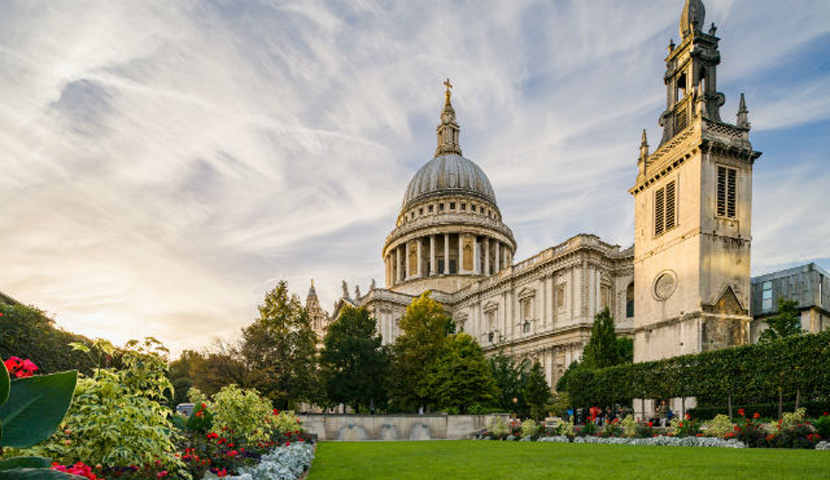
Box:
[314,0,759,390]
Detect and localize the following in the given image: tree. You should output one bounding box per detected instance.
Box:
[523,360,551,420]
[555,360,580,396]
[389,291,454,411]
[320,305,389,413]
[617,336,634,364]
[240,281,320,409]
[0,301,97,375]
[759,298,802,343]
[167,349,203,406]
[489,352,530,417]
[427,333,499,413]
[581,308,622,369]
[190,340,248,397]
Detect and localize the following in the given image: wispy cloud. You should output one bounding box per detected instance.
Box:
[1,0,828,356]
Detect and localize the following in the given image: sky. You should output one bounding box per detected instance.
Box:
[1,0,829,358]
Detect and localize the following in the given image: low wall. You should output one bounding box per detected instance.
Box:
[298,413,509,441]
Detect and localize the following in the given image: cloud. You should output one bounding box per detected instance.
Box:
[0,0,828,356]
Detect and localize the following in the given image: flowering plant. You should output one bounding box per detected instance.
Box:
[3,357,39,378]
[670,414,702,438]
[734,410,768,448]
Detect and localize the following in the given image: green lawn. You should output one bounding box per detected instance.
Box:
[307,440,830,479]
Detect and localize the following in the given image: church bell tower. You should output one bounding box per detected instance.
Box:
[630,0,762,362]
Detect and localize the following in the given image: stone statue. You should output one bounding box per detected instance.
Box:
[370,278,376,290]
[342,280,349,298]
[355,285,361,299]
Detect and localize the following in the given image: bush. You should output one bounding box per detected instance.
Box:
[232,443,315,480]
[620,415,637,438]
[32,339,186,477]
[487,418,508,440]
[212,385,276,445]
[670,415,702,437]
[704,414,735,439]
[813,413,830,440]
[520,419,539,439]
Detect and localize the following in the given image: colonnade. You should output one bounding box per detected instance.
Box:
[385,232,513,286]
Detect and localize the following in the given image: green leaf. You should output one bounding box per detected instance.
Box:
[0,458,52,471]
[0,468,81,480]
[0,359,9,406]
[0,371,77,448]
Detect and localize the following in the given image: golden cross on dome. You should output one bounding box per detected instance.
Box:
[444,78,453,103]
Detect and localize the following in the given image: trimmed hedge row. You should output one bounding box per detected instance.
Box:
[565,330,830,408]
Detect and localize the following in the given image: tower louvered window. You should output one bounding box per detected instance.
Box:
[665,181,676,230]
[654,180,677,237]
[717,166,737,218]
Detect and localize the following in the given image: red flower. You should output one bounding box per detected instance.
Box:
[737,408,745,417]
[273,408,279,415]
[157,471,168,478]
[647,422,653,427]
[824,412,829,416]
[753,412,760,419]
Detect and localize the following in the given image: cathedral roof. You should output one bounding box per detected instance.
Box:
[402,153,497,210]
[401,80,497,211]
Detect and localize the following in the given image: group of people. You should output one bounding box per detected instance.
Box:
[565,400,675,427]
[565,405,634,426]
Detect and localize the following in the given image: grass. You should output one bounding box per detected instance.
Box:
[307,440,830,479]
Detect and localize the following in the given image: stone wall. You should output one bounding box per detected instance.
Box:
[298,414,509,441]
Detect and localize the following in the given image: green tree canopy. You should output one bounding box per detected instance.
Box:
[760,298,802,343]
[489,352,530,417]
[241,281,320,409]
[523,360,551,420]
[0,302,97,375]
[389,291,454,411]
[320,305,389,413]
[427,332,499,414]
[581,308,621,369]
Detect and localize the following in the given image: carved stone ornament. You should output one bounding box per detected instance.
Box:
[653,271,678,300]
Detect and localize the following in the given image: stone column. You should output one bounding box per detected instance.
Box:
[429,235,436,276]
[495,241,501,272]
[457,233,463,274]
[416,238,422,278]
[399,245,405,282]
[444,234,450,274]
[395,247,401,284]
[405,241,411,279]
[474,238,480,274]
[484,238,490,275]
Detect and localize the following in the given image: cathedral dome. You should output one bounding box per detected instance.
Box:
[402,154,496,210]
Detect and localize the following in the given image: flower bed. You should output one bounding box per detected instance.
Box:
[221,443,315,480]
[474,410,830,450]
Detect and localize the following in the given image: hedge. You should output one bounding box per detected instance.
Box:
[564,330,830,410]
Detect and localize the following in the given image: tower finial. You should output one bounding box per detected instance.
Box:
[435,79,462,157]
[679,0,706,39]
[638,130,649,177]
[737,93,750,130]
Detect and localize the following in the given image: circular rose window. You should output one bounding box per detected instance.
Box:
[653,272,677,300]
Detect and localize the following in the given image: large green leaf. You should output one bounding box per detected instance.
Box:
[0,360,9,406]
[0,458,52,471]
[0,468,80,479]
[0,371,77,448]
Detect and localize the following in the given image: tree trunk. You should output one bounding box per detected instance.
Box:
[728,394,733,420]
[681,397,686,419]
[778,389,783,419]
[795,389,801,410]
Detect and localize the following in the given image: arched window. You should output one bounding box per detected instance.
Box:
[626,282,635,318]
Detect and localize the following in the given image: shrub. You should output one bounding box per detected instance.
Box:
[487,418,508,439]
[33,339,186,477]
[602,419,623,438]
[734,413,768,449]
[671,415,702,437]
[704,414,735,439]
[620,415,637,438]
[557,418,575,437]
[813,413,830,440]
[520,419,539,439]
[211,385,276,445]
[634,421,654,439]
